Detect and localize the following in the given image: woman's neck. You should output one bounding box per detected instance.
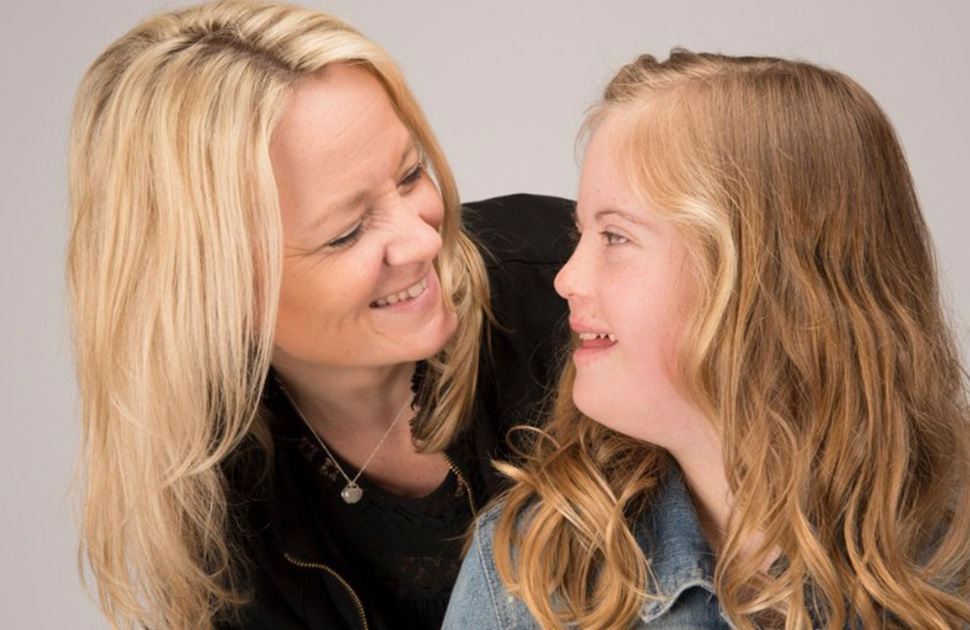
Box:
[271,358,451,498]
[272,360,416,437]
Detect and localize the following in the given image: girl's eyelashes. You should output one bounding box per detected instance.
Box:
[325,221,364,249]
[601,230,628,246]
[566,224,628,247]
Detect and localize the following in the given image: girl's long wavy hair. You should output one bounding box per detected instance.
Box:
[494,50,970,629]
[68,1,489,627]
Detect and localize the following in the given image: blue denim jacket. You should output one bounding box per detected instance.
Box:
[443,467,733,629]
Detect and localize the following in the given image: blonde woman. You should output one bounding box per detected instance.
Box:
[68,1,572,628]
[444,50,970,629]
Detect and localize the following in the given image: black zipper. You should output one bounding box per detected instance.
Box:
[282,453,475,630]
[442,451,478,517]
[283,552,369,630]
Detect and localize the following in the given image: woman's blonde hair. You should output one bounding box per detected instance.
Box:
[68,1,488,627]
[494,50,970,629]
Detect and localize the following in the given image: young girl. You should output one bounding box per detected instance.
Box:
[444,50,970,629]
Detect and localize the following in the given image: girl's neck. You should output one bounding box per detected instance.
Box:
[670,424,778,570]
[669,426,732,550]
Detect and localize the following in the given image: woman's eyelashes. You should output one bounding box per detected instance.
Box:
[323,162,425,250]
[325,221,364,249]
[399,160,426,187]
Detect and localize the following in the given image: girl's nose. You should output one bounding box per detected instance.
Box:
[554,240,588,301]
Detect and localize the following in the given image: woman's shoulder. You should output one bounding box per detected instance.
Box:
[462,196,573,438]
[462,193,575,268]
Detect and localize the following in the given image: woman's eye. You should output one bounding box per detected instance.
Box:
[399,161,425,187]
[601,231,628,246]
[325,222,364,249]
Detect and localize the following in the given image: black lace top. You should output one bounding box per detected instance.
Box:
[224,195,575,630]
[293,417,477,629]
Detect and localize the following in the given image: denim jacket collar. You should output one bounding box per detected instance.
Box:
[635,465,723,624]
[442,463,732,630]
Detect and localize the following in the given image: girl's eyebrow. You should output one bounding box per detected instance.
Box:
[595,207,647,226]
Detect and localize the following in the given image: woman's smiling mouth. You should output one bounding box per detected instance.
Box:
[371,277,429,307]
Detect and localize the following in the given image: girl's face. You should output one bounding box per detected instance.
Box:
[270,64,457,375]
[555,117,701,448]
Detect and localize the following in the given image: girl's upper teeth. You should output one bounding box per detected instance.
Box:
[374,278,428,307]
[578,332,617,342]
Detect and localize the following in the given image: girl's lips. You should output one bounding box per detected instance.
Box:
[572,330,618,364]
[577,331,616,344]
[577,335,617,349]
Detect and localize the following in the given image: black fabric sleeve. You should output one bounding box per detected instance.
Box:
[462,193,575,442]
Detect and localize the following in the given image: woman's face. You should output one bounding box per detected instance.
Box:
[554,117,700,448]
[270,65,457,373]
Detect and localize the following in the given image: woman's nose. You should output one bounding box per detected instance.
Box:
[384,195,444,266]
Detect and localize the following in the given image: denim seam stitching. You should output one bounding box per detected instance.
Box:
[476,515,508,629]
[639,570,717,623]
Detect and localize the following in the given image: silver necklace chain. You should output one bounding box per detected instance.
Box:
[277,378,412,504]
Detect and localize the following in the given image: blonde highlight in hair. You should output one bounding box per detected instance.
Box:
[495,50,970,629]
[494,364,669,629]
[68,1,487,627]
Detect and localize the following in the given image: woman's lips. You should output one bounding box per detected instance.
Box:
[371,276,429,308]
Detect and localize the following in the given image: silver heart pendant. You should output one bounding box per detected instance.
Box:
[341,483,363,504]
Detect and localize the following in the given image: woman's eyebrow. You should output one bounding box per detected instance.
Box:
[398,137,418,170]
[329,137,420,218]
[334,190,369,216]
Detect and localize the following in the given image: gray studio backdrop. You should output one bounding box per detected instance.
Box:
[1,0,967,627]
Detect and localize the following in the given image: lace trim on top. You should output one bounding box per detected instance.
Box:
[295,429,474,626]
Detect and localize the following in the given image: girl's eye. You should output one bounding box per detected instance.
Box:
[325,222,364,249]
[399,161,426,187]
[602,231,628,246]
